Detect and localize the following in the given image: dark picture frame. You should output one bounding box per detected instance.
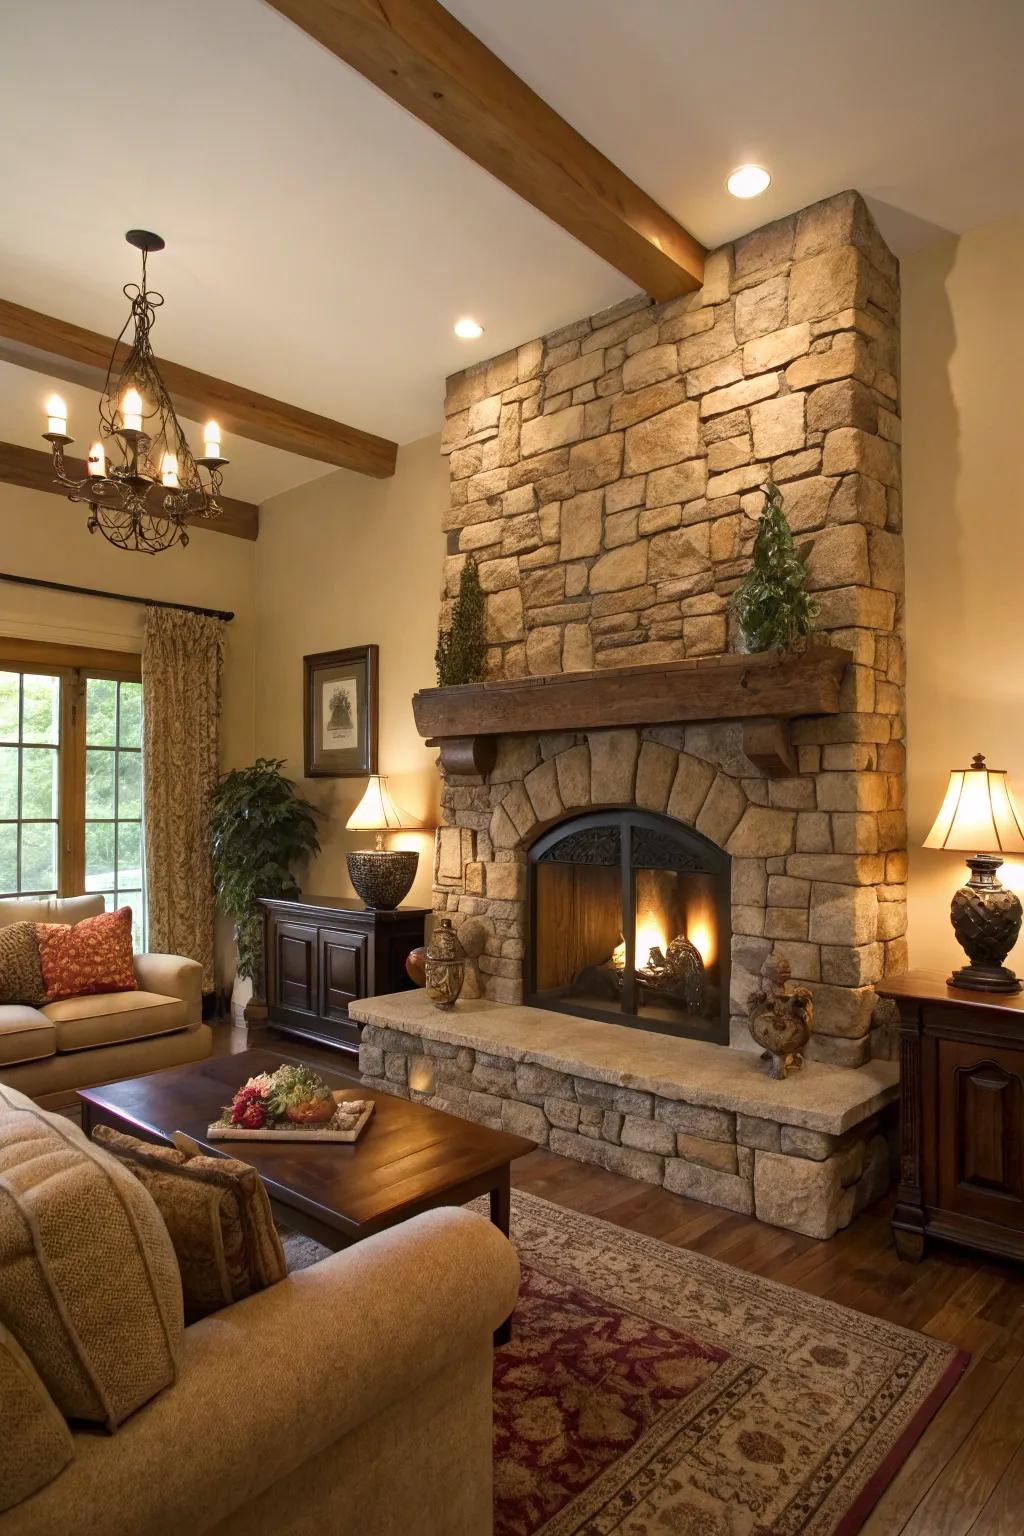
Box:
[303,645,379,778]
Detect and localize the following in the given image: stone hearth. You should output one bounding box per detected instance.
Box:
[352,991,899,1239]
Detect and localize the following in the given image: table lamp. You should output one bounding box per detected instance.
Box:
[923,753,1024,993]
[345,775,423,910]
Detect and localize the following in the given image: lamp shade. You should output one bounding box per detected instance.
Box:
[345,775,420,833]
[923,754,1024,854]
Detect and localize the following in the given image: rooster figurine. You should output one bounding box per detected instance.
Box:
[747,954,814,1080]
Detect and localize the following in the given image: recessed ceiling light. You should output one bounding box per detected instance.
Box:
[727,165,771,199]
[454,316,484,340]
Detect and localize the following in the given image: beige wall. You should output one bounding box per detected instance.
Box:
[902,215,1024,973]
[255,434,446,908]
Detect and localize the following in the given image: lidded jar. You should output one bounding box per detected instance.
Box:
[424,918,466,1011]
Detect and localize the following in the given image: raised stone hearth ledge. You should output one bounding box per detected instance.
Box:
[351,990,898,1238]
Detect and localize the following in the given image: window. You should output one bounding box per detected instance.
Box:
[0,642,145,949]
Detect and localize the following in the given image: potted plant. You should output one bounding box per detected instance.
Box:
[209,758,321,1024]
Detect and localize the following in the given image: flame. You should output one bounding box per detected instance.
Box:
[687,918,715,967]
[612,915,668,972]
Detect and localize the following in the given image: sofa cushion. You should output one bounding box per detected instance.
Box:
[0,922,46,1007]
[42,990,188,1053]
[0,1007,56,1066]
[0,1322,74,1513]
[0,895,104,929]
[0,1084,183,1429]
[92,1126,287,1324]
[36,907,137,1003]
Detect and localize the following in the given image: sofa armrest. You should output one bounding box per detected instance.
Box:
[132,952,202,1022]
[2,1206,519,1536]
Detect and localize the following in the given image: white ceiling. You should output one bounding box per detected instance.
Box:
[0,0,1021,506]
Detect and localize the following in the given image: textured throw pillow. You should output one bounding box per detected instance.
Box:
[0,921,46,1006]
[35,906,136,1003]
[91,1126,287,1324]
[0,1323,75,1513]
[0,1084,183,1431]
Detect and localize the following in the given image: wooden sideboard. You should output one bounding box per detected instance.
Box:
[879,970,1024,1265]
[259,896,428,1056]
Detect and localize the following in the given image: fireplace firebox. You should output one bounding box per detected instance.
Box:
[525,810,730,1042]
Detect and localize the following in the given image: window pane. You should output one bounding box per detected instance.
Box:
[118,683,142,748]
[0,674,19,744]
[118,753,142,819]
[21,822,56,892]
[119,894,144,951]
[86,678,117,746]
[21,748,58,819]
[117,821,143,887]
[21,674,59,745]
[0,747,17,819]
[0,823,16,892]
[86,821,116,891]
[86,749,115,818]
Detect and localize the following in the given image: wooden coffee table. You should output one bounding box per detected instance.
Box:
[78,1048,535,1340]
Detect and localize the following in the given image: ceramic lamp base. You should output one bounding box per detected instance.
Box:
[346,849,419,911]
[948,854,1023,994]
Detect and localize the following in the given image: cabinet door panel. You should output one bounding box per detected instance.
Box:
[319,929,367,1021]
[937,1039,1024,1226]
[277,921,318,1015]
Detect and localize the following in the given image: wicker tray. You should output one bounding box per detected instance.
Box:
[207,1100,374,1144]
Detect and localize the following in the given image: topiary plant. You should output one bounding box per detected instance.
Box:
[435,553,486,685]
[732,480,817,652]
[208,758,321,992]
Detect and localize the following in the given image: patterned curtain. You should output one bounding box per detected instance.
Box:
[142,609,224,990]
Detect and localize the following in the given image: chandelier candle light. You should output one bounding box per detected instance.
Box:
[924,752,1024,993]
[344,775,424,910]
[42,230,229,554]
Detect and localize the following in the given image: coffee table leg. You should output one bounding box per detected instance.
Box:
[490,1168,513,1347]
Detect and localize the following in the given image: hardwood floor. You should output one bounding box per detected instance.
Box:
[237,1022,1024,1534]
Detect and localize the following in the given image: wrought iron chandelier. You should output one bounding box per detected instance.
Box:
[42,230,228,554]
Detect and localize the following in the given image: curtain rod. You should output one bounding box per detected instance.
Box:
[0,572,234,623]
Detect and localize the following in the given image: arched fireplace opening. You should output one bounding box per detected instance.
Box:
[525,809,731,1043]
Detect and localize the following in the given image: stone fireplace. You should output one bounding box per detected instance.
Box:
[352,188,906,1240]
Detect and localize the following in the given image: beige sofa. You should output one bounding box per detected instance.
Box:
[0,895,211,1106]
[0,1084,519,1535]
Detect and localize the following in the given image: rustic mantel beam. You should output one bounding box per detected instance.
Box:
[416,649,852,780]
[266,0,706,301]
[0,296,398,477]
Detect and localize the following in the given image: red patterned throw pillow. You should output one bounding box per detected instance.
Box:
[35,907,137,1003]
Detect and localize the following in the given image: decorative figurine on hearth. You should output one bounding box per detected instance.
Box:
[747,953,814,1079]
[424,918,467,1010]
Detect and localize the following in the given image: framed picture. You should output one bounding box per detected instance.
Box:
[303,645,379,778]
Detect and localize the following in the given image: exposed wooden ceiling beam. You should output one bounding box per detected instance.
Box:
[266,0,706,302]
[0,296,398,478]
[0,440,259,542]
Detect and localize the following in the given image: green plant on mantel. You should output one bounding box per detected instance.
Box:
[435,553,486,685]
[732,480,817,652]
[208,758,321,991]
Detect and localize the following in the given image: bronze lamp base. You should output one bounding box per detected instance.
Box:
[948,854,1022,994]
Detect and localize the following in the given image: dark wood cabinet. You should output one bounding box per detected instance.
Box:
[880,971,1024,1264]
[260,897,427,1056]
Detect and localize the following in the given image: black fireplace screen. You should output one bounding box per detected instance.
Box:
[526,809,730,1043]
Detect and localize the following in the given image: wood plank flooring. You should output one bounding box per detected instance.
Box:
[240,1023,1024,1533]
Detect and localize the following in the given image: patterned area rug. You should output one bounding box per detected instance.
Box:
[283,1190,967,1536]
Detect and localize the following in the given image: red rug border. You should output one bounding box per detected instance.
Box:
[831,1346,971,1536]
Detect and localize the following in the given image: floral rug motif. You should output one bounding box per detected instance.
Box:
[284,1190,968,1536]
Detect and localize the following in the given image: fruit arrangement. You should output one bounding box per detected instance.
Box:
[216,1064,368,1134]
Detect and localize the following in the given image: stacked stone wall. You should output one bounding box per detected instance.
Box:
[433,190,906,1064]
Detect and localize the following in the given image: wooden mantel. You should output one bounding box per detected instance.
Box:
[413,646,852,779]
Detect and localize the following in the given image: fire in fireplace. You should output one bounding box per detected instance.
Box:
[525,810,730,1043]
